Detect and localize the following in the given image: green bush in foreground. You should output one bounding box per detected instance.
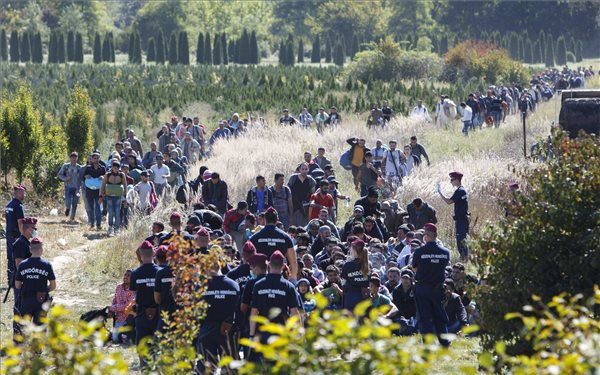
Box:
[474,133,600,354]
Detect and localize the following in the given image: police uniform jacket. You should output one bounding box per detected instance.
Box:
[203,275,240,324]
[411,242,450,286]
[154,265,177,315]
[251,274,299,324]
[16,257,55,296]
[249,225,294,260]
[130,263,160,309]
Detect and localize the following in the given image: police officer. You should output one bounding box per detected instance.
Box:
[130,240,160,368]
[438,171,470,261]
[159,212,195,247]
[11,217,37,322]
[411,223,450,346]
[196,253,240,374]
[249,251,301,362]
[239,253,268,357]
[153,245,175,333]
[250,207,298,282]
[5,185,26,286]
[227,241,256,289]
[15,237,56,329]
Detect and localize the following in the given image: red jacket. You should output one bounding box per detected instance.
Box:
[223,209,245,233]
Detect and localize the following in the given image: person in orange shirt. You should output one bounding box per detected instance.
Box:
[309,180,334,220]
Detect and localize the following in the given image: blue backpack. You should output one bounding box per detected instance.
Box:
[339,149,353,170]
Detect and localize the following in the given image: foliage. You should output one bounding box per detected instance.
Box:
[310,34,320,63]
[29,122,68,196]
[545,34,555,68]
[65,86,94,160]
[443,40,528,84]
[479,287,600,374]
[334,40,344,66]
[57,32,65,63]
[156,29,166,65]
[346,36,443,82]
[20,30,31,62]
[66,30,75,61]
[0,86,41,183]
[297,39,304,63]
[473,133,600,354]
[0,29,7,61]
[146,37,156,62]
[1,305,128,375]
[227,297,459,375]
[204,32,211,65]
[74,32,84,63]
[168,32,178,65]
[178,31,189,65]
[555,36,567,66]
[196,32,204,64]
[9,30,19,62]
[93,33,101,64]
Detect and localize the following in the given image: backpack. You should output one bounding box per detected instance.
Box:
[340,149,353,170]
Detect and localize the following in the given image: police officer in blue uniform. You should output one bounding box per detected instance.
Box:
[226,241,256,289]
[239,253,268,358]
[249,251,301,362]
[341,239,370,311]
[5,185,26,287]
[153,245,176,333]
[130,240,160,368]
[196,254,240,374]
[15,237,56,330]
[250,207,298,283]
[438,171,470,261]
[411,223,450,346]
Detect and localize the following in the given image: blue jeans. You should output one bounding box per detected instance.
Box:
[112,321,127,343]
[106,196,122,230]
[455,219,469,259]
[491,111,502,126]
[86,195,102,227]
[65,187,79,218]
[462,121,471,136]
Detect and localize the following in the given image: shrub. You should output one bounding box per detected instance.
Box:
[473,133,600,354]
[479,287,600,374]
[65,86,94,160]
[30,122,68,196]
[1,305,128,375]
[443,40,528,84]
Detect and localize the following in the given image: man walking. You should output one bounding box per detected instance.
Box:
[288,163,316,227]
[58,152,83,222]
[270,173,293,229]
[411,223,450,346]
[83,152,106,230]
[438,172,470,262]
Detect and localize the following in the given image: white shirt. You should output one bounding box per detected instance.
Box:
[150,164,170,185]
[134,181,152,208]
[371,146,387,161]
[462,105,473,122]
[396,244,412,267]
[383,149,403,176]
[411,105,431,122]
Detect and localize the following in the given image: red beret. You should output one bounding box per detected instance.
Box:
[265,207,278,215]
[242,241,256,254]
[139,240,154,250]
[170,212,182,220]
[13,185,26,192]
[196,226,210,237]
[270,250,285,262]
[30,237,43,245]
[154,245,169,259]
[351,239,366,248]
[449,172,463,179]
[21,217,38,225]
[248,253,268,266]
[423,223,437,233]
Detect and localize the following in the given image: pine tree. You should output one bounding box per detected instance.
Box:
[524,38,533,64]
[334,40,344,66]
[204,32,211,65]
[156,30,166,64]
[221,33,228,65]
[102,33,111,62]
[228,40,235,63]
[351,33,359,58]
[20,31,31,62]
[109,32,115,62]
[133,32,142,64]
[9,30,19,62]
[178,31,189,65]
[538,30,546,55]
[32,32,42,63]
[57,32,66,63]
[67,31,75,61]
[0,29,7,62]
[93,33,102,64]
[213,34,222,65]
[534,39,543,63]
[508,33,518,59]
[324,37,332,63]
[48,32,56,63]
[168,31,178,65]
[75,33,84,63]
[240,29,250,64]
[297,39,304,63]
[311,35,320,63]
[555,36,567,66]
[65,86,94,160]
[128,33,135,63]
[576,40,583,62]
[286,39,295,66]
[278,41,285,65]
[545,34,555,68]
[234,39,241,64]
[250,30,258,64]
[147,37,156,62]
[196,32,204,64]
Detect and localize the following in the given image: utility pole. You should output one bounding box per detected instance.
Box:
[522,111,527,158]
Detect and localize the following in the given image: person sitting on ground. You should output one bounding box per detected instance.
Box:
[109,269,135,344]
[443,279,468,334]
